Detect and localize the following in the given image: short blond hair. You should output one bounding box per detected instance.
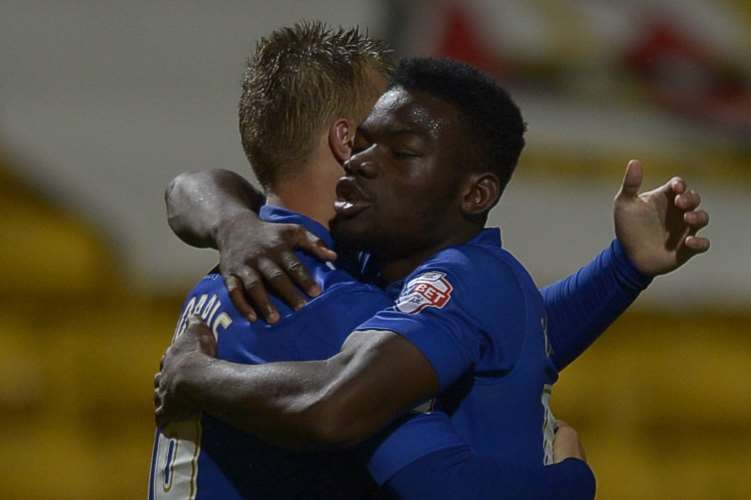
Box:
[238,21,393,188]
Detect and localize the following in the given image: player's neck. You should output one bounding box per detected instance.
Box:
[266,172,336,230]
[378,225,483,283]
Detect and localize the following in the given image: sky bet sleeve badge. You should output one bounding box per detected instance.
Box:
[395,271,454,314]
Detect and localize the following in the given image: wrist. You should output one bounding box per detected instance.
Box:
[611,239,653,290]
[214,209,259,251]
[173,351,213,407]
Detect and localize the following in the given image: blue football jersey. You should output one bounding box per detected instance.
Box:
[148,211,640,496]
[360,228,559,483]
[147,205,393,500]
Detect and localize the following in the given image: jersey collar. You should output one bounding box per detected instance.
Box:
[381,227,504,297]
[259,204,335,250]
[475,227,503,247]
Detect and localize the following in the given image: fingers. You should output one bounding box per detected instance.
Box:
[197,327,218,357]
[155,404,167,429]
[616,159,643,199]
[187,314,208,328]
[225,274,258,322]
[282,225,333,297]
[668,176,686,195]
[677,191,710,255]
[684,235,710,253]
[278,250,321,299]
[683,209,709,230]
[154,387,162,412]
[675,189,701,210]
[552,422,587,463]
[186,315,214,338]
[219,223,333,324]
[293,227,338,262]
[257,257,306,314]
[238,267,279,324]
[154,373,164,424]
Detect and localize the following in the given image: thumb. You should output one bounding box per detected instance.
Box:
[197,327,218,357]
[295,229,338,262]
[186,315,212,338]
[617,159,643,200]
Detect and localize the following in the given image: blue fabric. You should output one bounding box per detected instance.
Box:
[363,412,467,485]
[149,205,393,500]
[385,445,595,500]
[359,228,561,482]
[149,208,648,498]
[541,239,652,370]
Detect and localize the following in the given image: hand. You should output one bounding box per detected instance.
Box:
[553,420,587,463]
[614,159,710,277]
[154,317,217,429]
[216,211,338,323]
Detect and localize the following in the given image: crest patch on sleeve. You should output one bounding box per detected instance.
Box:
[395,272,453,314]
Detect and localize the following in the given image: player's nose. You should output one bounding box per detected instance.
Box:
[345,152,378,179]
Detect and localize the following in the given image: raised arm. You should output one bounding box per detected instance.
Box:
[155,318,439,450]
[541,160,710,370]
[164,169,336,322]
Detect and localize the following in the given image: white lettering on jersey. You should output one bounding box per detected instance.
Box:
[173,293,233,342]
[395,272,454,314]
[212,312,232,339]
[150,292,233,499]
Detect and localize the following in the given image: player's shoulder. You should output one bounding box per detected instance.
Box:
[182,267,224,299]
[398,229,536,329]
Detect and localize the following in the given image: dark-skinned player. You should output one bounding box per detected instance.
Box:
[150,26,607,500]
[150,48,708,498]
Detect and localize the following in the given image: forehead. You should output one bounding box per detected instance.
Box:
[363,87,460,139]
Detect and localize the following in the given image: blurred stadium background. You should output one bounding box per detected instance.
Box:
[1,1,749,498]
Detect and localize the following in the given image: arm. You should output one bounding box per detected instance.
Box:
[541,160,710,370]
[376,415,594,500]
[156,321,594,499]
[164,169,336,321]
[156,318,439,450]
[165,169,265,248]
[541,239,649,370]
[156,264,516,449]
[386,449,594,500]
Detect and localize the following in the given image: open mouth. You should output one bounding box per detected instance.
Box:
[335,176,372,218]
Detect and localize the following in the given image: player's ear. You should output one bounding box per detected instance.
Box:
[328,118,355,163]
[460,172,501,216]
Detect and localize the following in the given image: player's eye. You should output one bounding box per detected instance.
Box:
[392,150,420,160]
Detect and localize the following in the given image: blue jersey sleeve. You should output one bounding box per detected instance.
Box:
[362,411,466,485]
[385,446,596,500]
[356,248,527,391]
[541,239,652,370]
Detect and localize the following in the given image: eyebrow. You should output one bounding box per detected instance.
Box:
[358,123,430,141]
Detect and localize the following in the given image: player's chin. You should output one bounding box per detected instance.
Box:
[330,213,375,250]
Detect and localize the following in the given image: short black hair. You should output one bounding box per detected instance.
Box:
[389,57,525,193]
